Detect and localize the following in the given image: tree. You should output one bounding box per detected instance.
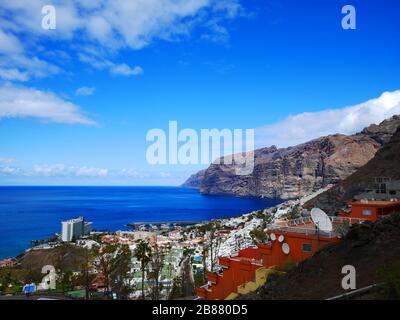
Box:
[76,246,98,300]
[148,244,164,300]
[134,240,152,299]
[93,243,132,299]
[110,244,133,299]
[201,243,211,284]
[54,243,77,294]
[169,275,184,299]
[93,243,114,298]
[203,222,222,274]
[249,228,268,244]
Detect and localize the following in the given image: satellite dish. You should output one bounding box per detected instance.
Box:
[270,233,276,241]
[311,208,333,232]
[282,243,290,254]
[278,235,284,242]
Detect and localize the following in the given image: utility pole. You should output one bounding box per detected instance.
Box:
[297,176,303,217]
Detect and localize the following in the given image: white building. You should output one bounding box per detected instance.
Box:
[61,217,92,242]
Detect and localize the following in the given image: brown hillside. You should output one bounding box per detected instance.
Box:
[18,246,84,274]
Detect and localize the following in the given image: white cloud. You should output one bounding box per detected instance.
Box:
[0,157,16,164]
[110,64,143,76]
[31,164,108,177]
[74,166,108,177]
[75,86,96,96]
[78,51,143,77]
[0,68,29,81]
[0,163,109,178]
[0,51,61,81]
[0,166,21,176]
[255,90,400,148]
[0,28,24,54]
[0,162,183,180]
[0,0,244,80]
[0,83,96,125]
[159,172,173,178]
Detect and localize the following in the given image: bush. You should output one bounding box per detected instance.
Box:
[283,259,296,272]
[378,263,400,299]
[194,271,205,288]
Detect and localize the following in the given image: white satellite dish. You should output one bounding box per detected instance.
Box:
[311,208,333,232]
[282,243,290,254]
[278,235,284,243]
[270,233,276,241]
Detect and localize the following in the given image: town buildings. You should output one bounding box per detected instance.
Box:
[0,258,16,268]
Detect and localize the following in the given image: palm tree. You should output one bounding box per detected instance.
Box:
[134,240,152,299]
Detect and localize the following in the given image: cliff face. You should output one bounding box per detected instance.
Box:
[183,116,400,199]
[181,169,206,189]
[305,124,400,213]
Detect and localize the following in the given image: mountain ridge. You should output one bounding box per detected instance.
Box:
[183,115,400,199]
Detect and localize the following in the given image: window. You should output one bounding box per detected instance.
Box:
[302,243,312,252]
[362,209,372,216]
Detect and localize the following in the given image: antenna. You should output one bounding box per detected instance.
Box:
[282,243,290,255]
[311,208,333,232]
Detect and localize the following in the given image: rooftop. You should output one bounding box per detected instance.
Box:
[266,215,367,238]
[350,200,400,207]
[62,217,84,223]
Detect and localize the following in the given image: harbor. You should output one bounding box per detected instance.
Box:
[127,220,202,230]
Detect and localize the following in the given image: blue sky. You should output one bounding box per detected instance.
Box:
[1,0,400,185]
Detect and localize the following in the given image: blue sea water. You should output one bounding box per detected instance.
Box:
[0,186,282,259]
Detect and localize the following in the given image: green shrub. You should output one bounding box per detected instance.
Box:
[282,259,296,272]
[378,263,400,299]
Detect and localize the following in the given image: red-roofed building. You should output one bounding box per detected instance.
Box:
[339,200,400,222]
[197,200,400,300]
[0,258,16,268]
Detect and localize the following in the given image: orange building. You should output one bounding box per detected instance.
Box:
[197,221,342,300]
[339,200,400,222]
[197,200,400,300]
[197,248,263,300]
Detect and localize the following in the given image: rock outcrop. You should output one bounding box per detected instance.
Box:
[305,124,400,213]
[183,116,400,199]
[181,169,206,189]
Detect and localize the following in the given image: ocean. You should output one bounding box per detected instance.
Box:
[0,186,282,259]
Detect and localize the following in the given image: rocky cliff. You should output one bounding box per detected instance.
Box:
[183,116,400,199]
[181,169,206,189]
[305,124,400,213]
